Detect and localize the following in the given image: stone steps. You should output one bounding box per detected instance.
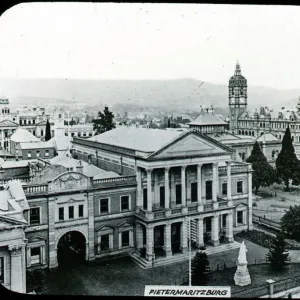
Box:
[131,241,241,269]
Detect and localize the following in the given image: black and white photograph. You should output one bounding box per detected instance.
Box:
[1,2,300,298]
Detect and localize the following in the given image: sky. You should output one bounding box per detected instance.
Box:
[0,3,300,89]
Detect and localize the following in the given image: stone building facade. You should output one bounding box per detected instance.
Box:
[229,62,300,157]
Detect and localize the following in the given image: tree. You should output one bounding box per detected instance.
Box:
[92,106,116,135]
[45,119,51,141]
[246,142,276,194]
[191,251,210,286]
[266,233,290,271]
[276,126,300,191]
[281,205,300,241]
[167,118,171,128]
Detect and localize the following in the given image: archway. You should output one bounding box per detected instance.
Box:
[57,231,86,267]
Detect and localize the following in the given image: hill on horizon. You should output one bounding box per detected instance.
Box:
[0,78,299,111]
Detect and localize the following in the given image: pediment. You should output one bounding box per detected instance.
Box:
[96,225,114,232]
[117,221,133,228]
[149,132,230,160]
[0,215,27,228]
[236,203,248,208]
[48,171,89,192]
[27,236,46,243]
[57,197,85,205]
[0,120,19,127]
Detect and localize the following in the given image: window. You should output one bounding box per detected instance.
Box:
[176,184,182,204]
[45,150,49,157]
[71,133,75,137]
[191,182,197,202]
[121,195,130,211]
[30,207,40,225]
[4,131,7,138]
[205,181,212,200]
[33,130,36,136]
[0,257,4,283]
[41,130,44,136]
[59,207,64,221]
[28,120,31,125]
[78,132,81,137]
[222,183,227,196]
[143,188,147,210]
[237,211,244,224]
[24,120,27,125]
[69,206,74,219]
[100,198,109,214]
[27,151,32,159]
[36,151,40,158]
[222,214,226,227]
[100,234,109,251]
[79,205,84,217]
[19,120,22,125]
[121,231,130,247]
[237,181,243,194]
[31,247,41,265]
[33,119,35,124]
[89,133,93,137]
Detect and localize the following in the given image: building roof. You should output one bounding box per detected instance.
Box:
[10,128,40,143]
[50,153,120,179]
[256,133,280,142]
[188,108,228,126]
[0,159,36,169]
[19,140,54,150]
[88,127,183,152]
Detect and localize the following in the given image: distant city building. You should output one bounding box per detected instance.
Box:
[229,62,300,157]
[0,98,52,151]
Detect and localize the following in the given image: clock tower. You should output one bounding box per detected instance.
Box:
[228,61,248,133]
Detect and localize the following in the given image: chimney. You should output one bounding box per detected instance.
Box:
[76,160,83,173]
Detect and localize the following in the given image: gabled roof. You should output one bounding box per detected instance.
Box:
[87,127,183,153]
[256,133,280,142]
[147,130,233,160]
[0,120,19,127]
[188,110,228,126]
[11,128,40,143]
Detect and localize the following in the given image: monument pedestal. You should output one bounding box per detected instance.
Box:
[234,262,251,286]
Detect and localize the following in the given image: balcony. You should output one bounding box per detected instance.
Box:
[24,184,48,195]
[92,176,136,188]
[136,199,230,221]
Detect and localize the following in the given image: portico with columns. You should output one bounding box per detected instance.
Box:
[133,130,251,265]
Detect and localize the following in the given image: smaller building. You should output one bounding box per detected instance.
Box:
[188,106,229,133]
[0,180,28,293]
[10,128,55,160]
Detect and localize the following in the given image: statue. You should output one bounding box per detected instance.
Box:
[234,241,251,286]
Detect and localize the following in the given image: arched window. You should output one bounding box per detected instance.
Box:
[242,130,244,135]
[261,132,264,136]
[245,130,248,135]
[272,150,275,159]
[260,123,262,128]
[263,123,265,128]
[238,130,241,135]
[252,131,255,136]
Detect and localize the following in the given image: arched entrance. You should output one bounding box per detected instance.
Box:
[57,231,86,267]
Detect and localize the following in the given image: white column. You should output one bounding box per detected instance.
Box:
[227,212,234,243]
[227,161,232,206]
[9,244,25,293]
[197,217,204,247]
[164,167,170,209]
[212,163,218,202]
[181,166,186,206]
[146,169,153,212]
[136,223,143,250]
[164,224,172,257]
[136,167,142,208]
[26,247,31,267]
[211,215,220,246]
[1,130,3,149]
[197,164,203,206]
[146,226,154,261]
[181,220,188,253]
[85,242,89,261]
[248,163,253,230]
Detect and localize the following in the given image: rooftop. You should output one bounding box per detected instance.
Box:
[87,127,183,152]
[20,140,54,150]
[11,128,40,143]
[256,133,280,142]
[189,107,228,126]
